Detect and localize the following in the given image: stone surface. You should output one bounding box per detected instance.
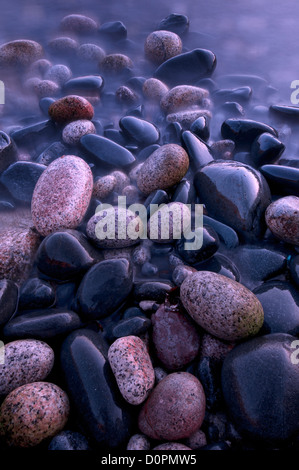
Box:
[144,30,182,65]
[19,277,55,310]
[0,279,18,326]
[161,85,209,114]
[0,39,43,66]
[0,161,46,203]
[126,433,150,450]
[60,14,98,34]
[31,155,93,236]
[101,54,133,74]
[81,134,135,167]
[176,225,219,265]
[148,202,191,243]
[180,271,264,341]
[181,130,213,170]
[260,164,299,196]
[62,119,96,144]
[93,175,116,199]
[250,132,285,166]
[119,116,160,147]
[221,118,278,150]
[48,95,94,123]
[143,78,169,102]
[48,430,90,450]
[166,109,211,129]
[265,196,299,245]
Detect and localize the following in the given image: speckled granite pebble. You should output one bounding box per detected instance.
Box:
[144,31,182,65]
[184,429,207,449]
[265,196,299,246]
[77,43,105,63]
[31,155,93,236]
[126,433,151,450]
[93,175,116,199]
[180,271,264,341]
[108,335,155,405]
[0,39,43,66]
[101,54,133,74]
[161,85,209,114]
[143,78,169,102]
[138,372,206,440]
[153,442,192,450]
[0,339,54,396]
[137,144,189,195]
[60,14,98,33]
[45,64,72,86]
[0,382,69,447]
[48,95,94,123]
[62,119,96,144]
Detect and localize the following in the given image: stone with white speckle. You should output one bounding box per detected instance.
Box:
[62,120,96,145]
[153,442,192,450]
[126,433,151,450]
[265,196,299,246]
[93,174,116,199]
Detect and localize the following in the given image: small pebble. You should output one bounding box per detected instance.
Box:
[62,119,96,145]
[48,95,94,123]
[161,85,209,114]
[265,196,299,246]
[144,30,182,65]
[60,14,98,34]
[143,78,169,102]
[45,64,72,86]
[93,175,116,199]
[101,54,133,74]
[77,43,105,63]
[0,39,43,66]
[127,433,151,451]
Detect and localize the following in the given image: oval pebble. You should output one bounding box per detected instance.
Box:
[101,54,133,74]
[60,14,97,34]
[48,95,94,123]
[0,39,43,66]
[143,78,169,102]
[62,119,96,145]
[265,196,299,246]
[161,85,209,114]
[126,433,150,450]
[31,155,93,236]
[108,335,155,405]
[153,443,192,450]
[144,30,182,65]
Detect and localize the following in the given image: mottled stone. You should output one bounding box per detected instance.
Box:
[138,372,206,440]
[137,144,189,195]
[0,382,69,447]
[37,141,67,166]
[0,339,54,396]
[0,279,18,326]
[176,225,219,265]
[148,202,191,243]
[265,196,299,246]
[60,14,98,33]
[0,39,43,66]
[127,433,150,450]
[62,119,96,145]
[34,79,60,98]
[29,58,52,77]
[108,335,155,405]
[31,155,93,236]
[260,164,299,196]
[161,85,209,114]
[101,54,133,74]
[48,37,79,56]
[93,175,116,199]
[77,43,105,63]
[144,30,182,65]
[184,429,207,449]
[251,132,285,166]
[48,430,90,450]
[166,109,212,129]
[180,271,264,341]
[143,78,169,102]
[200,333,235,362]
[111,171,130,192]
[181,131,213,170]
[48,95,94,123]
[45,64,72,86]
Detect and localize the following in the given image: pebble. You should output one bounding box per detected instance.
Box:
[0,339,54,396]
[45,64,72,85]
[0,131,17,173]
[0,279,18,326]
[126,434,150,450]
[62,75,104,97]
[48,37,79,56]
[144,30,182,65]
[289,255,299,287]
[48,430,90,450]
[221,118,278,150]
[137,143,189,195]
[172,264,197,286]
[34,79,60,98]
[180,271,264,341]
[31,155,93,236]
[166,109,212,129]
[19,278,55,310]
[121,185,140,204]
[60,329,133,447]
[181,130,213,170]
[153,443,192,450]
[190,115,210,141]
[161,85,209,114]
[184,429,207,449]
[101,54,133,74]
[119,116,160,147]
[133,280,174,303]
[48,95,94,123]
[138,372,206,440]
[265,196,299,245]
[75,258,133,320]
[80,134,135,167]
[62,119,96,145]
[112,316,151,339]
[142,78,169,102]
[152,300,200,370]
[77,43,105,63]
[11,120,56,147]
[202,215,239,248]
[250,132,285,166]
[0,161,46,203]
[99,21,127,41]
[176,225,219,265]
[260,164,299,196]
[0,39,43,66]
[108,335,155,405]
[60,14,98,34]
[210,139,235,160]
[36,141,67,165]
[29,58,52,77]
[116,86,139,106]
[0,382,69,447]
[93,174,116,199]
[158,13,189,35]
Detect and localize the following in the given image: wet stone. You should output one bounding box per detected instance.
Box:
[77,44,105,63]
[126,434,150,451]
[180,270,264,341]
[0,131,17,173]
[138,372,206,441]
[60,14,98,34]
[210,139,235,160]
[142,78,169,102]
[45,64,72,85]
[99,21,127,41]
[36,141,68,166]
[144,30,182,65]
[19,278,55,310]
[112,316,151,339]
[278,156,299,169]
[48,431,90,450]
[163,121,182,144]
[265,196,299,245]
[221,118,278,150]
[148,202,191,244]
[190,115,210,141]
[10,120,56,147]
[48,95,94,123]
[0,339,54,396]
[157,13,189,36]
[0,161,46,203]
[0,279,18,327]
[62,75,104,97]
[195,357,223,411]
[34,80,60,99]
[172,264,197,286]
[220,101,245,117]
[184,429,207,449]
[0,39,43,67]
[101,54,133,74]
[182,130,213,170]
[81,134,135,167]
[133,280,174,302]
[196,253,240,282]
[260,165,299,197]
[62,119,96,145]
[202,215,239,248]
[176,225,219,265]
[29,58,52,77]
[119,116,159,147]
[270,104,299,119]
[171,179,195,204]
[93,174,116,199]
[39,97,55,116]
[161,85,209,114]
[250,132,285,166]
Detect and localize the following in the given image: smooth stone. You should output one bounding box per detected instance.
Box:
[217,74,268,89]
[265,196,299,245]
[93,174,116,199]
[0,40,43,66]
[144,189,169,217]
[112,316,151,338]
[250,133,285,166]
[144,30,182,65]
[213,86,252,104]
[180,271,264,341]
[31,155,93,236]
[221,119,278,150]
[260,165,299,196]
[166,109,212,129]
[133,280,174,302]
[77,44,105,63]
[0,382,69,447]
[278,156,299,169]
[101,54,133,74]
[0,279,18,326]
[196,254,240,282]
[45,64,72,86]
[3,309,82,340]
[172,264,197,286]
[119,116,160,147]
[289,255,299,287]
[220,101,245,117]
[60,14,98,34]
[103,129,127,146]
[0,161,46,203]
[116,86,139,106]
[81,134,135,167]
[151,300,200,370]
[48,430,90,450]
[98,21,127,41]
[0,132,17,173]
[202,215,239,248]
[142,78,169,102]
[123,307,146,319]
[55,282,78,309]
[210,139,235,160]
[138,372,206,440]
[62,119,96,145]
[39,97,56,116]
[147,202,191,243]
[47,37,79,57]
[190,116,210,142]
[0,339,54,396]
[157,14,189,35]
[75,258,133,320]
[270,104,299,119]
[153,443,192,450]
[10,120,56,147]
[221,333,299,442]
[137,144,189,195]
[48,95,94,123]
[161,85,208,114]
[62,75,104,96]
[154,49,217,87]
[195,357,223,410]
[36,141,67,166]
[176,225,219,265]
[253,281,299,335]
[60,329,133,447]
[194,160,271,238]
[182,130,213,170]
[171,179,195,204]
[36,230,96,280]
[126,434,151,450]
[108,335,155,405]
[162,121,183,144]
[19,278,55,310]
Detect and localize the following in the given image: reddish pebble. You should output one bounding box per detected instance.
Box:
[48,95,94,123]
[153,443,192,450]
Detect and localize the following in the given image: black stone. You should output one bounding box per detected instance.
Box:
[221,119,278,150]
[195,77,218,92]
[56,282,78,309]
[221,333,299,442]
[0,279,18,327]
[60,329,133,448]
[182,130,213,170]
[103,129,127,147]
[270,104,299,119]
[250,133,285,166]
[133,280,174,302]
[144,189,169,218]
[80,134,135,167]
[162,122,182,144]
[0,161,46,202]
[125,77,146,95]
[119,116,159,147]
[260,164,299,196]
[176,225,219,265]
[171,179,195,204]
[123,306,146,319]
[18,277,55,310]
[10,120,57,147]
[154,49,217,87]
[189,116,210,142]
[213,87,252,104]
[157,13,189,36]
[202,215,239,248]
[3,309,83,340]
[36,141,68,165]
[137,144,160,161]
[48,431,90,450]
[112,316,151,338]
[200,442,231,450]
[278,156,299,169]
[62,75,104,96]
[195,253,240,282]
[75,258,133,320]
[39,97,55,116]
[0,131,17,174]
[98,21,127,41]
[289,255,299,287]
[195,357,223,410]
[219,101,245,117]
[253,281,299,335]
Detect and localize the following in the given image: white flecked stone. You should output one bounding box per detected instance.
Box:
[62,120,96,145]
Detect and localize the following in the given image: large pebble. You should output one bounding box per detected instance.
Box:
[0,382,69,447]
[0,39,43,66]
[144,30,182,65]
[48,95,94,123]
[221,118,277,150]
[138,372,206,440]
[101,54,133,74]
[31,155,93,236]
[80,134,135,167]
[260,164,299,197]
[137,144,189,195]
[108,335,155,405]
[180,271,264,341]
[161,85,209,114]
[62,119,96,145]
[265,196,299,246]
[0,339,54,396]
[60,14,97,33]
